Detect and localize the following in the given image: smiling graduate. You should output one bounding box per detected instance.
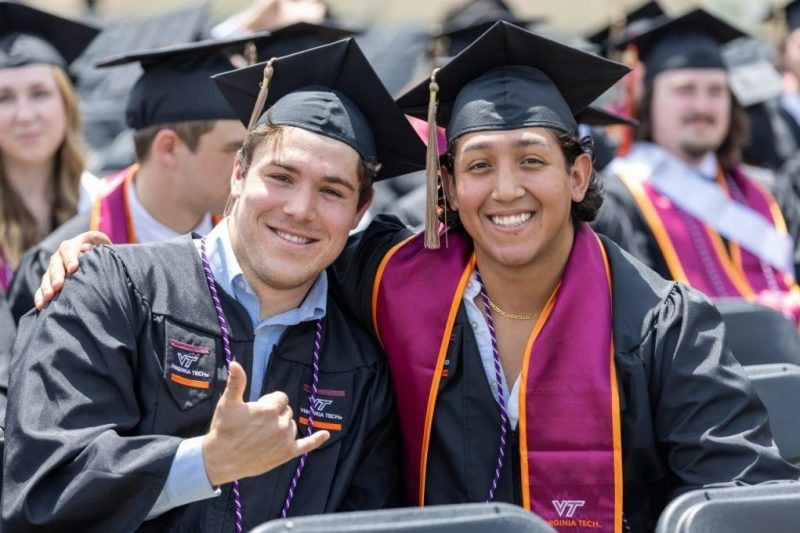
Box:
[2,38,426,531]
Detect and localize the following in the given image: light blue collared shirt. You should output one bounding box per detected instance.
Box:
[147,219,328,520]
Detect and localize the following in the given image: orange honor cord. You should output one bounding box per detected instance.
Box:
[517,281,561,511]
[617,173,690,284]
[597,234,624,533]
[417,254,476,505]
[121,169,138,244]
[703,226,755,297]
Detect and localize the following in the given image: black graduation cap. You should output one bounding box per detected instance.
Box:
[212,38,426,181]
[254,21,356,61]
[0,1,100,69]
[96,33,274,130]
[587,1,665,55]
[399,21,630,139]
[396,21,630,248]
[617,8,747,84]
[577,107,638,127]
[786,0,800,31]
[433,0,544,59]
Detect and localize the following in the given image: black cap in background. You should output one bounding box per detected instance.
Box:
[398,21,630,140]
[96,33,274,129]
[254,21,356,61]
[213,38,426,181]
[0,1,99,69]
[615,8,746,83]
[432,0,544,59]
[587,0,665,55]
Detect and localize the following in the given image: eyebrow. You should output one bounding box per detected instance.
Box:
[460,137,550,154]
[268,161,357,192]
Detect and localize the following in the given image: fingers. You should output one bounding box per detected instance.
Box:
[222,361,248,404]
[34,270,52,310]
[47,252,67,293]
[257,390,290,412]
[293,430,330,456]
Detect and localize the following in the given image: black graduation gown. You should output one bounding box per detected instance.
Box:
[592,171,800,282]
[3,237,401,532]
[6,211,92,324]
[0,284,13,435]
[330,215,799,533]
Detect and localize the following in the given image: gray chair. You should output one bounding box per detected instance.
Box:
[656,482,800,533]
[251,502,556,533]
[745,363,800,463]
[715,299,800,366]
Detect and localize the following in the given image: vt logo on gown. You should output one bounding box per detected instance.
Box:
[167,338,212,390]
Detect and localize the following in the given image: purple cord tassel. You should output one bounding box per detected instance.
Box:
[200,238,243,533]
[281,319,323,518]
[475,269,508,502]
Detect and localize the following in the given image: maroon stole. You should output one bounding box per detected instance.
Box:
[373,224,622,532]
[89,165,139,244]
[89,164,222,243]
[618,166,798,299]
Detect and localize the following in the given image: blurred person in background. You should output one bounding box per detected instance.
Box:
[0,2,100,294]
[4,36,264,324]
[595,9,800,324]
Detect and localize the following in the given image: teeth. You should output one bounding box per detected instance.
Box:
[490,213,532,227]
[275,229,312,244]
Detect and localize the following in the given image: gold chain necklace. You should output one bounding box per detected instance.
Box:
[488,298,540,321]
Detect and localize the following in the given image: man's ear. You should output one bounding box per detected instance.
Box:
[150,128,181,168]
[441,166,458,211]
[570,153,593,203]
[230,156,245,199]
[352,188,374,230]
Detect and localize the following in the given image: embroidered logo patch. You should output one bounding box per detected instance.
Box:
[168,339,211,389]
[552,500,585,518]
[299,384,347,432]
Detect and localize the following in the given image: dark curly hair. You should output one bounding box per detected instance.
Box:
[439,128,603,227]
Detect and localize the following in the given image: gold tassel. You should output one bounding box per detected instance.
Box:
[424,68,442,250]
[247,58,276,131]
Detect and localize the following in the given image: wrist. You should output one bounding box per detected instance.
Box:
[202,434,227,487]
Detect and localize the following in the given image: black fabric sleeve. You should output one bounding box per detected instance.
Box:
[645,284,800,498]
[6,211,91,325]
[592,173,658,272]
[330,215,413,335]
[6,245,49,325]
[2,246,181,532]
[0,289,12,461]
[769,172,800,280]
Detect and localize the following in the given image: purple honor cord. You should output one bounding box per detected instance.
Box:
[474,269,508,503]
[199,237,322,530]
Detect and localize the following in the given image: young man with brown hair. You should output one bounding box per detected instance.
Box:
[3,39,425,531]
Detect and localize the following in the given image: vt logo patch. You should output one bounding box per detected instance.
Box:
[300,384,348,432]
[168,339,212,390]
[552,500,585,518]
[177,352,199,368]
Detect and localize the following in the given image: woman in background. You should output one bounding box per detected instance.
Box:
[0,1,99,291]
